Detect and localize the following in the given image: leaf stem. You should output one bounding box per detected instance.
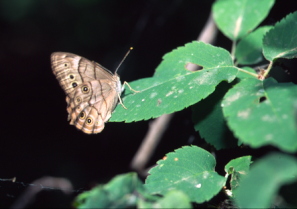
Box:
[263,61,273,78]
[237,67,258,78]
[231,40,237,62]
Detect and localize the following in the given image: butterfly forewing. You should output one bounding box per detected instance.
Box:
[51,52,122,134]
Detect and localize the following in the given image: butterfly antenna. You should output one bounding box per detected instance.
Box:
[114,47,133,74]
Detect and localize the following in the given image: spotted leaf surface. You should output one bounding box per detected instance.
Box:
[222,78,297,152]
[110,41,238,122]
[145,146,226,203]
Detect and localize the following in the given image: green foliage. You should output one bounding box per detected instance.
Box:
[224,156,252,192]
[192,81,238,150]
[263,11,297,61]
[74,172,192,208]
[236,26,272,65]
[110,42,238,122]
[75,0,297,208]
[145,146,226,203]
[138,190,192,208]
[222,78,297,152]
[234,153,297,208]
[212,0,274,40]
[74,173,146,208]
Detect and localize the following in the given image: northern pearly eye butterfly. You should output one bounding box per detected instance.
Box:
[51,50,137,134]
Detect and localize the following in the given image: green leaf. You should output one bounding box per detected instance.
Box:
[236,26,272,65]
[225,156,252,175]
[222,78,297,152]
[145,145,226,203]
[138,190,192,209]
[192,82,238,150]
[234,153,297,208]
[74,173,144,208]
[225,156,252,192]
[110,41,238,122]
[263,11,297,61]
[192,69,257,150]
[212,0,275,40]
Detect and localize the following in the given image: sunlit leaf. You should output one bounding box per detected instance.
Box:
[213,0,274,40]
[222,78,297,152]
[145,146,226,203]
[111,41,238,122]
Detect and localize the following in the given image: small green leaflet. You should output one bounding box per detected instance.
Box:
[224,156,252,193]
[236,26,272,65]
[212,0,275,40]
[263,11,297,61]
[145,146,226,203]
[234,153,297,208]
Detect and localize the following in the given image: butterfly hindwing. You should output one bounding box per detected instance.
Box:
[51,52,122,134]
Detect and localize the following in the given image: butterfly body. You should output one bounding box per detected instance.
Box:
[51,52,122,134]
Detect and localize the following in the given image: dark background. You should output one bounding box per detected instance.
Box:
[1,0,297,207]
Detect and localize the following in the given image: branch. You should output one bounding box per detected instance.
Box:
[10,177,73,209]
[130,12,218,175]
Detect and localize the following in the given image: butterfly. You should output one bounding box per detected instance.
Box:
[51,51,137,134]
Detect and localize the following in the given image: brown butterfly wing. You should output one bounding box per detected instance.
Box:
[51,52,121,134]
[51,52,116,94]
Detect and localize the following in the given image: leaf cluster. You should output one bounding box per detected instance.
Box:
[75,0,297,208]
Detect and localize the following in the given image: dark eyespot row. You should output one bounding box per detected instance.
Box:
[64,62,70,68]
[79,111,93,125]
[86,118,93,125]
[80,111,86,119]
[81,85,89,94]
[72,82,77,88]
[75,96,82,103]
[69,74,75,80]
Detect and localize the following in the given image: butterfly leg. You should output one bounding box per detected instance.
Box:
[117,93,127,109]
[118,81,140,109]
[123,81,140,93]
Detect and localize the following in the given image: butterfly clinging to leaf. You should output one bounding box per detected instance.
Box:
[51,49,138,134]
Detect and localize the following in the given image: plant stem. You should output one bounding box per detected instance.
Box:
[231,40,237,62]
[237,67,258,78]
[263,61,273,78]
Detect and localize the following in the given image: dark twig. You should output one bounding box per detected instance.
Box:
[130,12,218,175]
